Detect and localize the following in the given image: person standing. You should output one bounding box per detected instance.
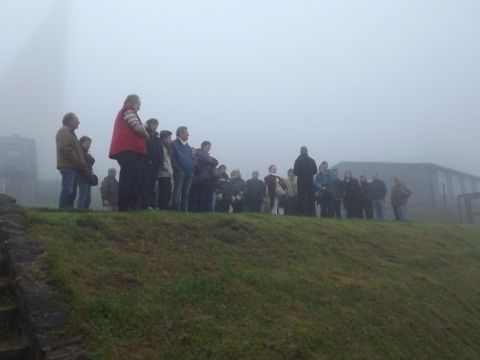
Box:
[101,168,119,211]
[285,169,298,215]
[109,94,149,212]
[343,171,362,219]
[391,177,412,221]
[245,171,266,212]
[76,136,96,209]
[139,118,163,210]
[215,165,231,213]
[293,146,317,216]
[56,112,88,208]
[315,161,333,218]
[359,175,373,219]
[157,130,174,210]
[265,165,287,215]
[229,170,246,213]
[171,126,196,212]
[330,169,345,219]
[196,141,219,212]
[370,174,387,220]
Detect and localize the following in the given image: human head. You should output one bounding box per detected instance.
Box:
[287,168,294,179]
[320,161,329,172]
[394,177,401,184]
[146,118,159,132]
[176,126,189,142]
[231,169,241,179]
[107,168,117,178]
[300,146,308,155]
[62,112,79,130]
[252,171,259,180]
[125,94,141,112]
[218,165,227,175]
[345,171,353,180]
[79,136,92,151]
[268,164,277,174]
[373,174,380,181]
[159,130,172,145]
[332,168,339,178]
[201,141,212,152]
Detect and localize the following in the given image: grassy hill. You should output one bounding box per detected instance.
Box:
[26,210,480,359]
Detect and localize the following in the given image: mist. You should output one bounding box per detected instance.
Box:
[1,0,480,180]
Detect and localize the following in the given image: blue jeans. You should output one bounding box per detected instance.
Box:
[77,178,91,209]
[393,204,407,221]
[173,171,193,212]
[372,199,385,220]
[59,168,79,208]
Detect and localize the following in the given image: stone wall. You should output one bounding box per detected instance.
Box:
[0,194,84,359]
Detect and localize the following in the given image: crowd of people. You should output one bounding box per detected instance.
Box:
[55,94,412,221]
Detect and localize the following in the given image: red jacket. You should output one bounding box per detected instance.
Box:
[109,103,147,159]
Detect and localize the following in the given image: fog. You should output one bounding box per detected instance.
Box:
[1,0,480,180]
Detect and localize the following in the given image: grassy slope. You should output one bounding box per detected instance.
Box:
[26,210,480,359]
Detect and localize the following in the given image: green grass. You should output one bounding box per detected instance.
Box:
[26,209,480,359]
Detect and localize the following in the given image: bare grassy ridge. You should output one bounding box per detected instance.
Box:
[26,210,480,359]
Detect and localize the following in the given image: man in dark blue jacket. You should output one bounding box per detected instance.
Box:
[171,126,196,212]
[196,141,219,212]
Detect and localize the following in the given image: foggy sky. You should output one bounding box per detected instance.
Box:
[1,0,480,180]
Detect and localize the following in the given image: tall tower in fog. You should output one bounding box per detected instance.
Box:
[0,0,70,178]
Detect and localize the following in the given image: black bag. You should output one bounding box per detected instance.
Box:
[89,173,99,186]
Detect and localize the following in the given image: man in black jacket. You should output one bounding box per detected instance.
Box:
[370,174,387,220]
[293,146,317,216]
[359,175,373,219]
[330,169,345,219]
[245,171,266,212]
[215,165,231,213]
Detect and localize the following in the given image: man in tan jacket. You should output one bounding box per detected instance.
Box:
[56,112,88,208]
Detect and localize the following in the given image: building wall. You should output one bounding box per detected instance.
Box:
[334,162,433,207]
[0,136,38,204]
[334,162,480,221]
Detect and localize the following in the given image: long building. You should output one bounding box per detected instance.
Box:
[333,161,480,221]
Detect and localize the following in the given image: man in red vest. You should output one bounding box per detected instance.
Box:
[109,94,149,211]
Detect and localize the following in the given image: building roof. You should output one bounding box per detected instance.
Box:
[334,161,480,181]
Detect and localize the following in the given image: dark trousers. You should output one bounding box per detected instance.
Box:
[298,188,315,216]
[346,204,362,219]
[232,200,244,213]
[116,151,141,212]
[198,178,214,212]
[331,199,342,219]
[157,177,172,210]
[286,197,299,215]
[140,162,159,209]
[319,192,333,218]
[246,199,262,213]
[361,199,373,219]
[188,181,200,212]
[216,197,231,213]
